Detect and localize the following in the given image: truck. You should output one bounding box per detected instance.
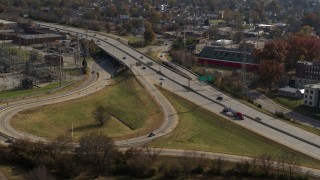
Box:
[223,107,244,120]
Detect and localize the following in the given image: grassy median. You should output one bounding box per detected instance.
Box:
[149,87,320,169]
[11,72,163,140]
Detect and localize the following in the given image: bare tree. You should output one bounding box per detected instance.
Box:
[48,135,73,156]
[144,146,163,166]
[125,147,155,178]
[257,153,273,176]
[287,156,301,178]
[179,150,196,176]
[234,159,251,176]
[209,156,226,175]
[250,157,259,174]
[92,105,111,126]
[24,166,54,180]
[78,132,117,175]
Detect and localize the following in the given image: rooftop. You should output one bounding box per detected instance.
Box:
[0,19,17,25]
[304,83,320,89]
[17,34,62,39]
[278,86,303,94]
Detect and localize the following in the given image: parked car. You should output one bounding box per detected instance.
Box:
[255,117,261,121]
[160,76,166,80]
[123,57,126,59]
[142,66,146,69]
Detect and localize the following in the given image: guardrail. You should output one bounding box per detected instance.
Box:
[37,23,320,153]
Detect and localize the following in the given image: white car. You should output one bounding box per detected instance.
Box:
[160,76,166,80]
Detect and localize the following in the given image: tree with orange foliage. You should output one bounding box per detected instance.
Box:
[259,60,284,90]
[254,39,288,63]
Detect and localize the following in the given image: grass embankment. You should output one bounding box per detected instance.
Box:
[150,87,320,169]
[0,81,70,100]
[126,35,144,43]
[267,91,320,121]
[11,72,163,140]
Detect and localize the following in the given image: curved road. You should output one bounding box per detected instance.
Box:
[34,22,320,161]
[0,44,178,147]
[0,22,320,176]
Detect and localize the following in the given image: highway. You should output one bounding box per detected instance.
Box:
[34,22,320,161]
[0,31,179,146]
[0,22,318,176]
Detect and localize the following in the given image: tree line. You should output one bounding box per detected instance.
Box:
[254,31,320,89]
[0,133,310,179]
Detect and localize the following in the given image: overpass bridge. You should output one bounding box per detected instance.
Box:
[2,22,320,162]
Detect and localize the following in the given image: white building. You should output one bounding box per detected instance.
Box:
[278,86,304,99]
[303,84,320,108]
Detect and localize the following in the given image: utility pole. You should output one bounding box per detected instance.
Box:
[71,123,74,140]
[73,40,81,79]
[241,42,248,99]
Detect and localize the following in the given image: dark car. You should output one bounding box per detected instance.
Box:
[216,96,223,100]
[5,138,14,143]
[148,132,156,137]
[142,66,146,69]
[123,57,126,59]
[255,117,261,121]
[140,56,144,59]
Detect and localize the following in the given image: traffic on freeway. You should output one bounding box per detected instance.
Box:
[3,22,320,161]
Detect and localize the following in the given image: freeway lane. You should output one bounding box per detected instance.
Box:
[11,22,320,160]
[0,34,179,146]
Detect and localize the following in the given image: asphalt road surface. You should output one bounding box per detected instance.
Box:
[35,22,320,160]
[0,22,319,162]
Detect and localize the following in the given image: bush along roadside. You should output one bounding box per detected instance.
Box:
[0,135,312,179]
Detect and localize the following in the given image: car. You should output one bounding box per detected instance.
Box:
[223,107,229,112]
[160,55,163,57]
[148,132,156,137]
[255,117,261,121]
[216,96,223,100]
[5,137,14,143]
[160,76,166,80]
[122,57,126,59]
[142,66,146,69]
[140,56,144,59]
[235,112,244,120]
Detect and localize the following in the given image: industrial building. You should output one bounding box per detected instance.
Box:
[197,46,259,71]
[14,34,64,45]
[295,61,320,88]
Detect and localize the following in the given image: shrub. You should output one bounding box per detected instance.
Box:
[247,98,254,104]
[160,162,182,179]
[207,157,225,175]
[275,111,284,118]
